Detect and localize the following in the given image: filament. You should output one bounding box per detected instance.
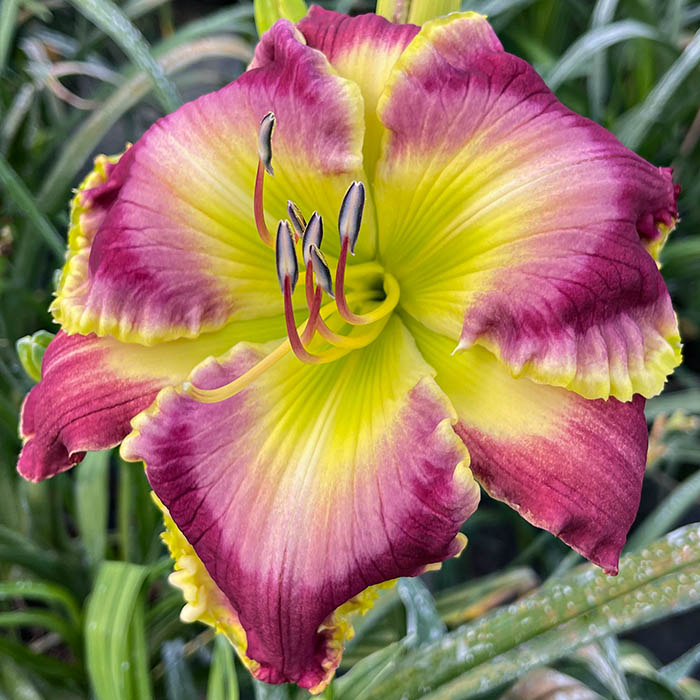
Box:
[185,291,378,404]
[254,160,274,248]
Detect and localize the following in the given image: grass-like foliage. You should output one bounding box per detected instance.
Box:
[1,0,699,698]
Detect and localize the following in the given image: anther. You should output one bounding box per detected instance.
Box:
[287,201,306,240]
[309,244,334,299]
[302,212,323,267]
[257,112,276,176]
[338,181,365,256]
[254,112,276,248]
[275,220,298,293]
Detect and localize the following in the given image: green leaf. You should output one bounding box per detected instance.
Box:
[0,638,83,684]
[333,639,413,700]
[435,568,539,627]
[626,668,688,700]
[0,580,81,627]
[0,610,80,651]
[360,523,700,700]
[122,0,171,21]
[616,27,700,149]
[660,237,700,283]
[84,561,153,700]
[207,635,239,700]
[573,638,631,700]
[254,0,308,37]
[66,0,180,114]
[626,469,700,552]
[545,20,660,90]
[129,599,152,700]
[502,667,601,699]
[397,578,446,644]
[660,642,700,683]
[75,450,111,568]
[254,679,292,699]
[0,0,19,74]
[0,153,64,259]
[38,35,252,214]
[646,389,700,419]
[0,524,86,592]
[154,6,254,53]
[377,0,461,24]
[0,658,43,700]
[466,0,538,17]
[588,0,620,120]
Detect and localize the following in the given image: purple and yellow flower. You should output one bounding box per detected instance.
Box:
[17,7,681,693]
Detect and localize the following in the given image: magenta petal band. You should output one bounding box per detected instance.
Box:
[376,13,681,400]
[457,394,647,575]
[407,317,648,573]
[16,6,683,693]
[18,316,287,482]
[18,331,165,481]
[122,318,479,689]
[55,21,371,345]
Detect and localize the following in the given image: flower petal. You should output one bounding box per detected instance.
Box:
[405,315,648,574]
[56,20,372,345]
[377,12,680,401]
[297,7,419,174]
[50,150,128,326]
[155,492,394,693]
[18,316,285,482]
[121,316,479,690]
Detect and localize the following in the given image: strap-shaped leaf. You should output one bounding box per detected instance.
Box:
[397,578,446,645]
[207,635,240,700]
[545,20,660,90]
[359,524,700,700]
[67,0,180,113]
[616,27,700,149]
[85,561,153,700]
[75,450,110,569]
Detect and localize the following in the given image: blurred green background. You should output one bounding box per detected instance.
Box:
[1,0,699,698]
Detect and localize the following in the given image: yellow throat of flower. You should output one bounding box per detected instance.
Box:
[185,112,400,405]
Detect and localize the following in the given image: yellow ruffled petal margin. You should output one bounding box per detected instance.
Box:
[50,150,126,327]
[154,493,394,694]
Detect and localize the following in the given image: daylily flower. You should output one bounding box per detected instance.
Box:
[17,7,681,693]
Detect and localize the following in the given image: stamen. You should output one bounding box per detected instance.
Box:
[275,220,298,294]
[302,212,323,266]
[336,238,400,326]
[309,244,334,299]
[287,200,306,241]
[316,310,391,349]
[278,220,344,364]
[338,181,365,256]
[301,260,322,345]
[257,112,275,175]
[254,112,276,248]
[184,291,378,404]
[335,237,365,324]
[284,276,330,364]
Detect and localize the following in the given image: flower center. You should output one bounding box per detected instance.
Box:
[185,113,400,405]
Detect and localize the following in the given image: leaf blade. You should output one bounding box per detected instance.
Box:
[361,524,700,700]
